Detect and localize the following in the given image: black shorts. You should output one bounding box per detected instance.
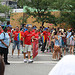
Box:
[0,47,8,55]
[51,41,54,49]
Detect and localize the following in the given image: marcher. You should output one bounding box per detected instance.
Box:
[41,28,49,52]
[23,25,34,63]
[12,26,21,58]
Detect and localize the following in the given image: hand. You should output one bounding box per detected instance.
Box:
[0,39,2,41]
[23,44,25,47]
[6,45,9,48]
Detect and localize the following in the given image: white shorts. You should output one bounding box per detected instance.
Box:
[23,45,32,53]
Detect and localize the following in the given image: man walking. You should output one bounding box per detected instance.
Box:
[23,25,34,63]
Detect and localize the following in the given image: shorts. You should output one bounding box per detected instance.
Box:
[70,40,74,46]
[54,46,60,52]
[0,47,8,55]
[67,39,70,45]
[51,41,54,49]
[61,45,66,48]
[12,40,20,50]
[23,45,32,53]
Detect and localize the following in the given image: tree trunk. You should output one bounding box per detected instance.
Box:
[42,21,44,26]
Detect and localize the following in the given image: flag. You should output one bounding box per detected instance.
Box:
[42,36,45,43]
[17,33,21,41]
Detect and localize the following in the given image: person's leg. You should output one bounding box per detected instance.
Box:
[41,43,45,52]
[17,41,20,57]
[72,46,74,54]
[70,46,72,54]
[24,53,26,59]
[20,41,23,53]
[52,51,56,59]
[28,45,33,63]
[12,41,16,56]
[23,45,28,63]
[64,47,66,55]
[0,55,5,75]
[28,51,31,59]
[4,48,10,65]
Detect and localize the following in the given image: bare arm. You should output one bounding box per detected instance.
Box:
[1,40,8,48]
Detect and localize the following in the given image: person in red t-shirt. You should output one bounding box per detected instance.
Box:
[23,25,34,63]
[41,28,49,52]
[12,26,21,58]
[33,28,40,41]
[7,26,11,36]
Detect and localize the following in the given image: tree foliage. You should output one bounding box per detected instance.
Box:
[18,0,57,26]
[0,1,11,22]
[53,0,75,28]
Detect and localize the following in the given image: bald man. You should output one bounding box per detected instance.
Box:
[0,55,5,75]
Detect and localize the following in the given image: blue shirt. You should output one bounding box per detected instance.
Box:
[24,28,28,32]
[70,36,73,40]
[0,32,10,48]
[55,36,60,46]
[67,32,71,39]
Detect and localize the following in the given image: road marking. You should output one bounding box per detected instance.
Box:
[8,54,52,56]
[8,61,58,64]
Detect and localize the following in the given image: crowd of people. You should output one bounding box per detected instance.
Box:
[0,22,75,65]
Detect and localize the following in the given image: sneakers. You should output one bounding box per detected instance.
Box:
[18,55,20,58]
[5,62,10,65]
[11,55,13,58]
[24,59,33,63]
[24,59,27,63]
[27,59,33,63]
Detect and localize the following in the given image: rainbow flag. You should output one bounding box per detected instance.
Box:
[42,36,45,43]
[17,33,21,41]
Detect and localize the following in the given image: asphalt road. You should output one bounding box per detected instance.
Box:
[4,44,57,75]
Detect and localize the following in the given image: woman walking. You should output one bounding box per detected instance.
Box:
[0,27,10,65]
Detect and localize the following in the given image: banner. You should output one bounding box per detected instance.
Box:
[33,40,38,59]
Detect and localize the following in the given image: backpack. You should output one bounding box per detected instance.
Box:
[2,32,5,40]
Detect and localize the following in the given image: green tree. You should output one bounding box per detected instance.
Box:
[0,1,11,22]
[18,0,57,26]
[53,0,75,29]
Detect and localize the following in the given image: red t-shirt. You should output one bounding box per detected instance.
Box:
[34,32,39,39]
[24,31,33,45]
[13,31,20,41]
[20,31,24,41]
[43,31,48,40]
[32,29,35,34]
[7,29,11,36]
[0,31,3,34]
[48,32,51,40]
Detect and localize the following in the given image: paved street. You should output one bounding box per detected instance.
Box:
[4,44,58,75]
